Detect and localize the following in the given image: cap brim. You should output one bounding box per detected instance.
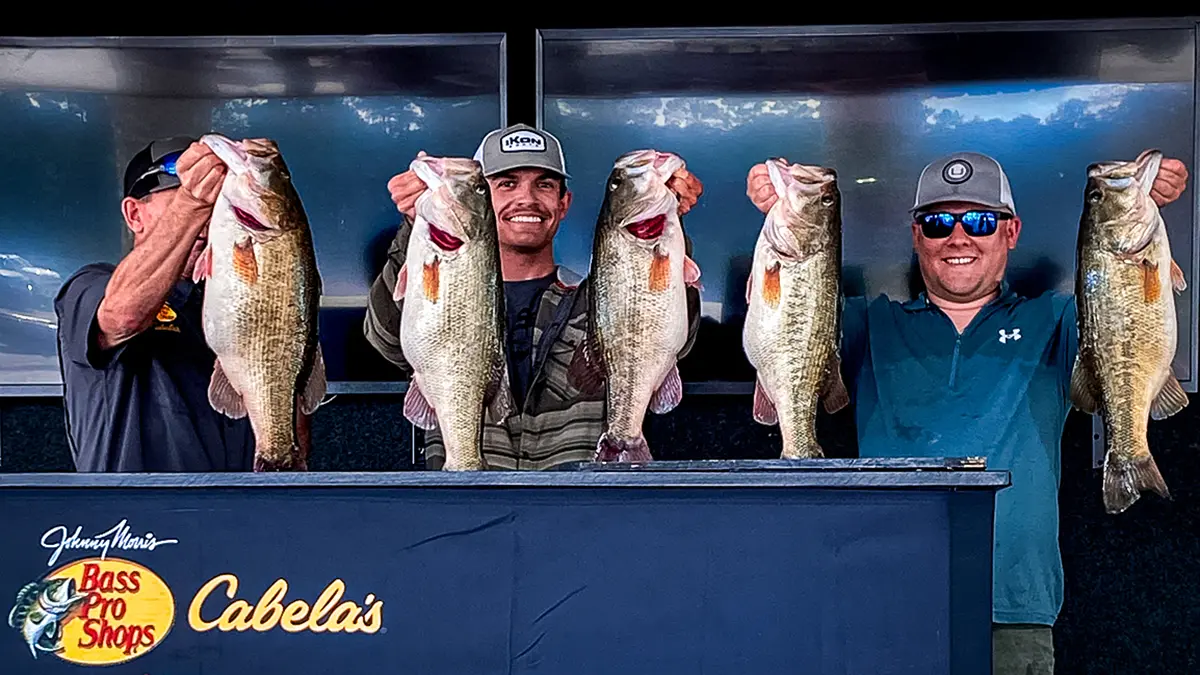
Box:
[911,199,1014,216]
[483,160,570,180]
[128,175,181,199]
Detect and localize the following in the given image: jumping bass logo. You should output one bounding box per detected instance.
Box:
[188,574,384,635]
[7,558,175,665]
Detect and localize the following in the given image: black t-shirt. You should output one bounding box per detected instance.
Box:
[505,272,557,406]
[54,263,255,472]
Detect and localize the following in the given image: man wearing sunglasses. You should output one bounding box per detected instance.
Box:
[746,150,1188,675]
[53,135,278,473]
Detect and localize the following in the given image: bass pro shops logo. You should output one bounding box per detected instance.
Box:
[7,558,174,665]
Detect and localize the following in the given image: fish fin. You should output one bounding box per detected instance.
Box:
[297,344,327,416]
[649,246,671,293]
[596,432,653,463]
[567,334,607,396]
[208,359,248,419]
[1171,258,1187,293]
[684,255,702,290]
[648,364,683,415]
[254,452,307,472]
[192,241,213,283]
[8,583,39,627]
[745,268,754,305]
[752,378,779,426]
[422,257,440,303]
[402,379,439,431]
[762,262,781,309]
[232,238,258,285]
[1143,260,1161,303]
[1068,354,1100,415]
[486,355,516,422]
[820,352,850,414]
[1103,452,1170,514]
[1150,375,1189,421]
[392,263,408,302]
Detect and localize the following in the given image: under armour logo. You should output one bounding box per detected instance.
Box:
[998,328,1021,344]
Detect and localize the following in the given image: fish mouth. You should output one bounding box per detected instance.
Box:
[200,133,250,174]
[615,149,684,177]
[231,205,272,233]
[427,222,464,251]
[626,214,667,240]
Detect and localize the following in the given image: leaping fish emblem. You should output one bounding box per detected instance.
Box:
[7,577,88,659]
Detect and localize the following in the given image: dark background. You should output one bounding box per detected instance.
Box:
[2,8,1199,674]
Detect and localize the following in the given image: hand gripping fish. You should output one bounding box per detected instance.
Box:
[1072,148,1189,514]
[194,134,327,472]
[394,155,514,471]
[568,149,702,462]
[742,158,849,458]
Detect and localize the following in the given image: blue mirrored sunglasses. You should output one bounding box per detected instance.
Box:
[917,210,1009,239]
[134,151,182,184]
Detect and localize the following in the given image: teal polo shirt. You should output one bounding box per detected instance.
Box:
[841,282,1077,626]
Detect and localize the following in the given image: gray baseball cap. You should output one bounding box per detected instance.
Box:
[472,123,570,179]
[911,151,1016,216]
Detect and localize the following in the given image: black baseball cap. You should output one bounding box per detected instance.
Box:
[123,136,196,200]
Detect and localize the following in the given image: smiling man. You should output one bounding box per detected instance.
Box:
[747,149,1188,675]
[365,123,704,470]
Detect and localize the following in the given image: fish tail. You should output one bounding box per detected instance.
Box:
[1103,451,1170,514]
[781,440,824,460]
[253,445,308,472]
[595,433,653,463]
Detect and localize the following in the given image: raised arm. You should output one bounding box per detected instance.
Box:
[96,143,226,350]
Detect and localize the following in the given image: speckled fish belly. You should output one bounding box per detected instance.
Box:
[194,133,327,472]
[568,149,702,463]
[394,155,513,471]
[742,158,848,459]
[1071,148,1189,514]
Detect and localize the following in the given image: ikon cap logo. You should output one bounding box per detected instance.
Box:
[942,160,973,184]
[8,558,175,665]
[500,130,546,153]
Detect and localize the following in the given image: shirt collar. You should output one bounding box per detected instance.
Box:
[173,277,200,308]
[554,265,582,289]
[901,280,1019,313]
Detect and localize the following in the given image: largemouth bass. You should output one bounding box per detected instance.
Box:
[394,155,513,471]
[7,577,88,659]
[1071,148,1189,514]
[194,134,326,472]
[743,158,849,458]
[568,149,701,462]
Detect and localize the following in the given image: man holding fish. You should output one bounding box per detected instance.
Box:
[55,135,319,472]
[364,123,704,470]
[745,150,1189,675]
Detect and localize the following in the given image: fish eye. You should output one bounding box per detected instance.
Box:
[821,195,835,206]
[1088,189,1103,204]
[609,178,621,192]
[474,184,486,195]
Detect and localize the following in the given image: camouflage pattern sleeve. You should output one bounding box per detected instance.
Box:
[363,216,414,375]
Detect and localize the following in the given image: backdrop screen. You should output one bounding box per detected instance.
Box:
[0,39,504,391]
[540,26,1198,386]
